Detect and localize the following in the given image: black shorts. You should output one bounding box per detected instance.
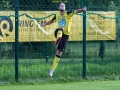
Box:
[57,34,69,51]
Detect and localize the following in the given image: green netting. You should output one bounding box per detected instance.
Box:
[0,0,120,83]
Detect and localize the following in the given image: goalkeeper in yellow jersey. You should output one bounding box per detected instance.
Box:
[41,2,87,77]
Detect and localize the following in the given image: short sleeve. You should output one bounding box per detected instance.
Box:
[51,15,56,23]
[67,10,75,17]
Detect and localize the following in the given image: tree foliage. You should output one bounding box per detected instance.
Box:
[0,0,13,10]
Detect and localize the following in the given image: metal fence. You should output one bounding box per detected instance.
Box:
[0,0,120,83]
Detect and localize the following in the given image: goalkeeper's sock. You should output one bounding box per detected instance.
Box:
[51,55,60,71]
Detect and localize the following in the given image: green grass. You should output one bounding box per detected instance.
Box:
[0,58,120,82]
[0,42,120,82]
[0,81,120,90]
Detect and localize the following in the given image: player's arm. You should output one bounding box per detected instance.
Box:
[41,20,53,27]
[41,15,56,27]
[75,7,87,14]
[67,7,87,16]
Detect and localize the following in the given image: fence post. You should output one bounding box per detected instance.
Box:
[46,42,48,62]
[15,0,19,81]
[82,0,87,79]
[99,41,105,60]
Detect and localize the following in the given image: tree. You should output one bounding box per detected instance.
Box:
[0,0,13,10]
[108,1,120,42]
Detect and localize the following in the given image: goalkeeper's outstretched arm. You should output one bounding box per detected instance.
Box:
[41,19,53,27]
[75,7,87,13]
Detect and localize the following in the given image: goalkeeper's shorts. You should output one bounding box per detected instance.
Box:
[57,34,69,51]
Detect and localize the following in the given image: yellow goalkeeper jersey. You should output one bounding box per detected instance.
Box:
[52,11,75,35]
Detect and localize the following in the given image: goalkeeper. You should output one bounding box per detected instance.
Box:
[41,2,87,77]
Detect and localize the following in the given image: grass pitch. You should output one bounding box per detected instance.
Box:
[0,80,120,90]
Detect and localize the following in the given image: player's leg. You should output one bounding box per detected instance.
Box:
[49,34,69,76]
[54,28,63,45]
[49,50,62,77]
